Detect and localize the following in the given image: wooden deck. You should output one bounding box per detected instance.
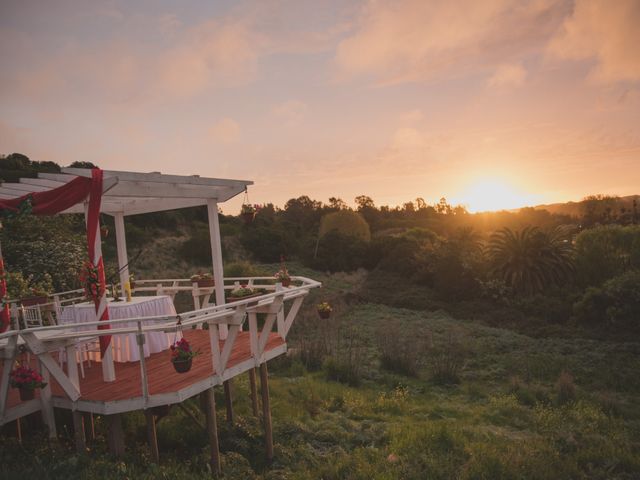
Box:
[4,330,285,415]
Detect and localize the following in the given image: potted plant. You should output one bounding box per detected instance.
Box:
[191,273,214,288]
[317,302,333,319]
[240,204,260,224]
[170,338,200,373]
[274,265,291,287]
[100,224,109,238]
[10,364,47,401]
[227,285,263,300]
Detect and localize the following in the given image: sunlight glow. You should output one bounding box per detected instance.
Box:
[457,178,539,213]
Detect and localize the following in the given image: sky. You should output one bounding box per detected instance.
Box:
[1,0,639,213]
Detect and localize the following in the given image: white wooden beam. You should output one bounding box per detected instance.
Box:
[1,183,50,193]
[20,178,67,188]
[207,198,227,338]
[114,212,129,289]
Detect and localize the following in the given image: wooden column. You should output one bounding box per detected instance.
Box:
[260,363,274,463]
[206,198,227,339]
[107,414,125,457]
[72,411,86,453]
[223,380,234,425]
[114,212,130,292]
[203,389,221,476]
[249,368,259,417]
[38,359,57,439]
[145,411,160,464]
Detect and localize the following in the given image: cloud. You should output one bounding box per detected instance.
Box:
[209,118,241,144]
[399,109,424,123]
[548,0,640,84]
[273,100,308,126]
[335,0,568,84]
[488,63,527,87]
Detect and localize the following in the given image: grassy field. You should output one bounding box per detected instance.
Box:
[1,270,639,479]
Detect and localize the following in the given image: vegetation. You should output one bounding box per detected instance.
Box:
[2,154,640,477]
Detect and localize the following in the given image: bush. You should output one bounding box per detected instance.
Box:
[377,320,431,376]
[555,370,576,405]
[179,227,212,265]
[430,330,468,385]
[308,231,368,272]
[572,270,640,330]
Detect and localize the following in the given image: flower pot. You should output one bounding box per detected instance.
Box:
[100,226,109,238]
[21,296,48,306]
[318,310,331,319]
[19,387,35,401]
[172,358,192,373]
[242,212,256,224]
[197,279,215,288]
[280,278,291,287]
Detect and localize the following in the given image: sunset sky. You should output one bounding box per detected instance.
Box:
[1,0,639,213]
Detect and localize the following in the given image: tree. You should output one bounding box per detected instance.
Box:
[318,211,370,242]
[487,226,574,295]
[355,195,375,211]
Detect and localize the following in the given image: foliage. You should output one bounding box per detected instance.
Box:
[488,226,575,295]
[572,270,640,330]
[376,320,430,376]
[316,302,332,313]
[574,224,640,286]
[308,231,368,272]
[319,211,371,242]
[429,329,468,385]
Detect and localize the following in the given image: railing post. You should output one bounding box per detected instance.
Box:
[136,320,149,403]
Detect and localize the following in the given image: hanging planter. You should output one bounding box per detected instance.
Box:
[240,189,260,225]
[10,364,47,401]
[317,302,333,319]
[241,211,256,224]
[172,358,192,373]
[170,337,200,374]
[100,225,109,238]
[274,257,291,287]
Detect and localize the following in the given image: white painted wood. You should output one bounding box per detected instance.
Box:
[207,198,227,338]
[218,325,239,373]
[66,344,80,391]
[38,359,57,438]
[248,313,258,360]
[0,336,18,418]
[208,324,222,378]
[114,212,129,289]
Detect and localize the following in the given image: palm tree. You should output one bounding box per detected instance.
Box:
[487,226,574,294]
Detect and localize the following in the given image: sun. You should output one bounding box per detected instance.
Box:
[457,177,538,213]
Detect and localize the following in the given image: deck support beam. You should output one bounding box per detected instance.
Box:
[249,368,259,417]
[223,379,234,425]
[145,411,160,464]
[107,414,125,457]
[260,362,274,463]
[203,388,221,477]
[72,410,86,453]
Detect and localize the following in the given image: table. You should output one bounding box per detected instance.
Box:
[58,296,176,362]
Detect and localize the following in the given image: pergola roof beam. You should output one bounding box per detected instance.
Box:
[20,178,68,188]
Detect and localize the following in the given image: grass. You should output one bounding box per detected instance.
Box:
[1,270,639,479]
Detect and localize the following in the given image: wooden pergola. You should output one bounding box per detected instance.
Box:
[0,168,321,473]
[0,167,253,314]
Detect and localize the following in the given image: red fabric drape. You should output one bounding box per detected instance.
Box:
[0,169,111,353]
[0,176,92,214]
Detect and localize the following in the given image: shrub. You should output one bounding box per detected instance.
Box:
[308,231,368,272]
[377,320,431,376]
[555,370,576,405]
[572,270,640,330]
[430,330,468,385]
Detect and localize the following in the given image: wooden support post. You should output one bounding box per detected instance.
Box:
[16,418,22,444]
[260,362,274,463]
[84,412,95,441]
[249,368,259,417]
[204,388,221,477]
[72,410,86,453]
[107,414,125,457]
[223,379,234,425]
[145,411,160,464]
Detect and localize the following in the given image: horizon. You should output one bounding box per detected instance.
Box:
[1,1,639,214]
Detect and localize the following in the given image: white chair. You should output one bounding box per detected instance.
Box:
[20,305,43,329]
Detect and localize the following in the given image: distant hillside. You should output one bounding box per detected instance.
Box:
[530,194,639,218]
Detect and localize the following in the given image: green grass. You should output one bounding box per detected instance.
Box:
[1,274,639,479]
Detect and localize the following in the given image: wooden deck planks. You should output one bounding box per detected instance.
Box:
[4,330,285,409]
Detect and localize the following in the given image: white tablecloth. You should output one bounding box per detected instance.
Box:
[58,296,176,362]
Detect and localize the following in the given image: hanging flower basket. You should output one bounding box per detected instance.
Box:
[170,338,199,374]
[19,387,35,401]
[240,204,260,224]
[100,225,109,238]
[242,212,256,224]
[172,358,192,373]
[317,302,333,319]
[10,364,47,401]
[274,260,291,287]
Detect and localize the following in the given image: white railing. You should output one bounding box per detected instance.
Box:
[0,276,321,423]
